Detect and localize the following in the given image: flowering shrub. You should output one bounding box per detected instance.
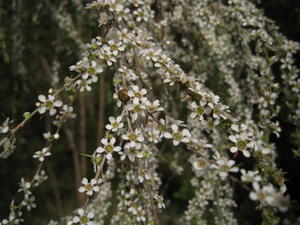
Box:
[0,0,300,224]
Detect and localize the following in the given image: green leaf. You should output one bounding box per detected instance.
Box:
[78,153,93,158]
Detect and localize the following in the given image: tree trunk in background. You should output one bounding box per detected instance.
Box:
[97,76,105,145]
[65,127,85,205]
[79,93,87,179]
[46,161,64,217]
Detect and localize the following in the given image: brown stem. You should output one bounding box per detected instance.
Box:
[229,175,252,192]
[0,74,82,151]
[145,181,160,225]
[136,160,160,225]
[83,157,106,210]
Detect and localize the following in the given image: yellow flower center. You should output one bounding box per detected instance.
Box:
[128,133,137,141]
[237,140,247,150]
[173,132,182,141]
[105,144,113,153]
[220,164,230,171]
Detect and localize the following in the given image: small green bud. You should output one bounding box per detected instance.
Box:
[23,112,30,118]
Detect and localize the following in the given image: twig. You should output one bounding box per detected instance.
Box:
[0,73,82,149]
[83,157,106,210]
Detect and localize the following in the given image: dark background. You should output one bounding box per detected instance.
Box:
[259,0,300,217]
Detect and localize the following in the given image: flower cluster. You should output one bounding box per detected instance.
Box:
[1,0,299,224]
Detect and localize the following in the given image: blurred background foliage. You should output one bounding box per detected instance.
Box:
[0,0,300,224]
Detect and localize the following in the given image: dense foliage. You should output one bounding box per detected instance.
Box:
[0,0,300,224]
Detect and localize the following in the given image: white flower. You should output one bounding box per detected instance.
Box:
[145,127,161,143]
[127,85,147,102]
[33,170,48,186]
[156,119,168,138]
[116,5,130,22]
[130,0,143,7]
[122,129,144,147]
[124,142,143,162]
[72,208,95,225]
[240,169,261,183]
[103,40,125,56]
[250,182,289,211]
[153,194,165,209]
[250,182,275,205]
[212,104,228,119]
[164,124,191,146]
[136,206,146,222]
[18,178,31,195]
[78,178,99,196]
[82,60,103,83]
[96,137,121,160]
[192,158,208,170]
[37,95,62,115]
[0,118,10,134]
[144,99,164,113]
[76,79,93,92]
[269,121,281,137]
[133,7,150,23]
[212,157,239,179]
[100,48,117,66]
[21,194,36,211]
[273,190,289,212]
[203,92,220,107]
[33,147,51,162]
[1,203,23,224]
[118,66,138,81]
[138,168,151,183]
[127,98,146,121]
[118,29,131,44]
[191,101,208,120]
[61,104,76,118]
[43,132,51,140]
[105,116,124,132]
[229,124,254,157]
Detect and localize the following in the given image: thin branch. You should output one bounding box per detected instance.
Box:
[83,157,106,210]
[0,73,82,150]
